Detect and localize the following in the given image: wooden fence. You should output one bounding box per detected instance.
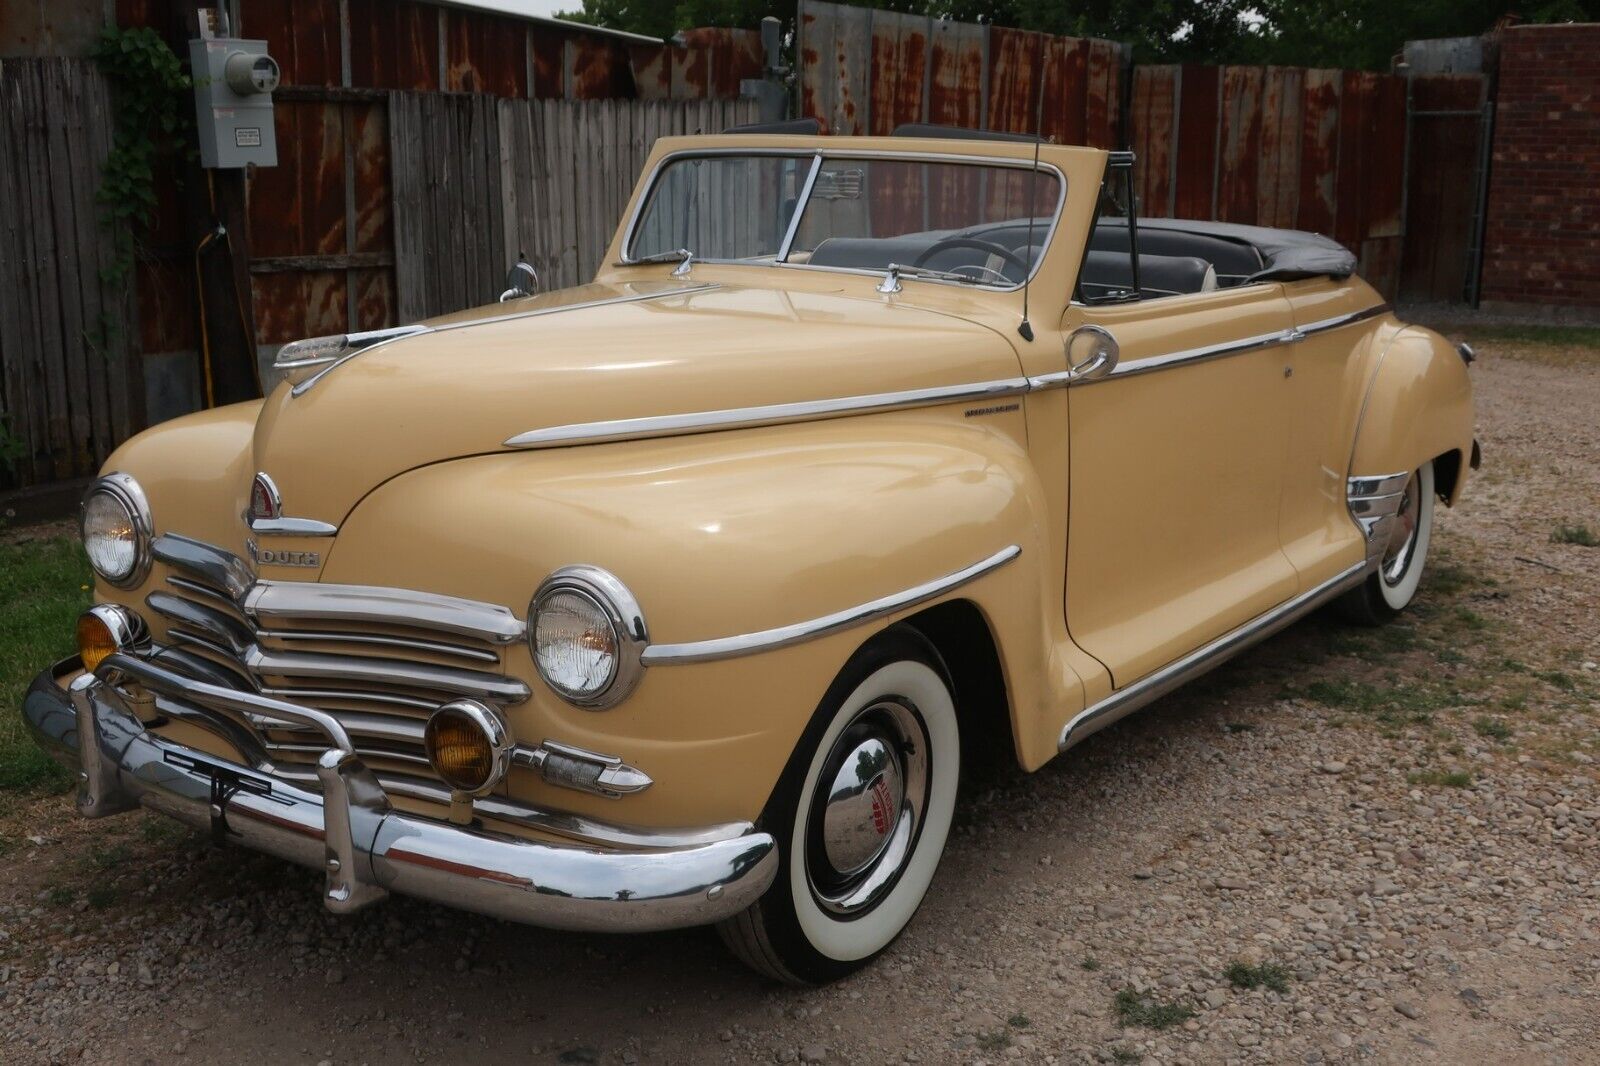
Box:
[0,58,142,489]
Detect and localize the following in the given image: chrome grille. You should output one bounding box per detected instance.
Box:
[147,534,529,777]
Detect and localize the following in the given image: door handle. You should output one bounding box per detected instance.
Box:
[1065,325,1119,383]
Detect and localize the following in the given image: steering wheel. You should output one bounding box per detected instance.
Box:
[911,237,1031,281]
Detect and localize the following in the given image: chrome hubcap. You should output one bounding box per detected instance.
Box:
[806,699,928,916]
[1381,475,1421,586]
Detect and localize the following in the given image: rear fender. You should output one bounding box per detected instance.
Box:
[1350,327,1475,503]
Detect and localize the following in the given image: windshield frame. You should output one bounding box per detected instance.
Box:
[618,147,1070,294]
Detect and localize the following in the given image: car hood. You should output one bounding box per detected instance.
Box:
[250,279,1022,526]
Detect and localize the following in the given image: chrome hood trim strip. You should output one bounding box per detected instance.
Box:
[293,283,722,396]
[504,378,1032,449]
[641,545,1021,665]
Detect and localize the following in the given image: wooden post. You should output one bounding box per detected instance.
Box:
[156,0,261,405]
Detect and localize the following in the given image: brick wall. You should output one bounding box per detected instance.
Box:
[1480,24,1600,308]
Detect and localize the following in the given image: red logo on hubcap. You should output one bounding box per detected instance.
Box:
[870,776,893,836]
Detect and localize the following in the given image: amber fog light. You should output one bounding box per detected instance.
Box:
[76,605,149,674]
[423,700,514,796]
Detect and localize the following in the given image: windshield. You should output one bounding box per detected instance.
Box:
[626,153,1063,288]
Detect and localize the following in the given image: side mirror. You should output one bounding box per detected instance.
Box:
[500,260,539,302]
[1065,325,1119,382]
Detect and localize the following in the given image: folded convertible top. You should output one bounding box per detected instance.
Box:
[1096,217,1358,282]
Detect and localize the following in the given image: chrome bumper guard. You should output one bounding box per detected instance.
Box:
[22,656,777,933]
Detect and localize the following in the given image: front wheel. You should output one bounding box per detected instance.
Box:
[1339,461,1435,625]
[718,627,959,984]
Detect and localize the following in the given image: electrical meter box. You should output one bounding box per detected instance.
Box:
[189,37,279,168]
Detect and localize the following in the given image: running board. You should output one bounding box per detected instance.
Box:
[1057,562,1367,751]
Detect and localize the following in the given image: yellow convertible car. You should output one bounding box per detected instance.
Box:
[23,127,1476,983]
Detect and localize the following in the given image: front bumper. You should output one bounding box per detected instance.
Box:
[22,657,777,933]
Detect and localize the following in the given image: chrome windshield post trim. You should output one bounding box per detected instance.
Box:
[640,545,1020,665]
[502,378,1031,449]
[776,153,824,261]
[1057,561,1367,752]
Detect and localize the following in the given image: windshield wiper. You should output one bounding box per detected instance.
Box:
[626,248,695,276]
[876,262,984,294]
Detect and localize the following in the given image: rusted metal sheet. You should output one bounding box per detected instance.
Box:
[1296,68,1341,234]
[250,271,349,345]
[567,37,633,100]
[254,0,342,87]
[1359,236,1401,301]
[925,17,984,130]
[800,0,871,134]
[248,100,347,258]
[1365,73,1407,239]
[676,28,762,99]
[446,7,528,97]
[1130,65,1176,216]
[1084,38,1120,148]
[1256,66,1303,228]
[986,27,1046,135]
[1042,37,1089,146]
[868,12,929,135]
[346,0,439,91]
[349,101,390,255]
[1171,65,1219,219]
[531,30,566,99]
[1216,66,1263,224]
[1,0,104,56]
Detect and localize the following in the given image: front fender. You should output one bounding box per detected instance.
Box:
[325,410,1060,826]
[1350,327,1475,501]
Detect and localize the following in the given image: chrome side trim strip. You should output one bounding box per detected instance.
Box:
[292,284,721,395]
[504,378,1031,449]
[249,516,339,537]
[1057,561,1366,752]
[1096,327,1297,381]
[641,545,1021,665]
[1297,302,1392,337]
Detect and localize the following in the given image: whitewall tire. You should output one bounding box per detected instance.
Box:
[718,627,959,984]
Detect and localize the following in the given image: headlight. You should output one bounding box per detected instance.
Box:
[529,566,648,709]
[80,473,152,588]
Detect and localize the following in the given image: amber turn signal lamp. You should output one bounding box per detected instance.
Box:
[76,605,148,674]
[423,700,513,797]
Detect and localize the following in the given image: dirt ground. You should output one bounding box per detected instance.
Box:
[1,331,1596,1065]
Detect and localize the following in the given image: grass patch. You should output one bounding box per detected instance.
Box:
[1303,679,1454,728]
[1223,960,1291,993]
[1456,324,1600,349]
[1080,955,1102,971]
[0,534,91,796]
[1408,770,1473,789]
[1007,1014,1030,1029]
[1537,669,1577,692]
[1551,524,1599,548]
[1109,1049,1142,1064]
[1472,716,1513,741]
[1113,988,1195,1030]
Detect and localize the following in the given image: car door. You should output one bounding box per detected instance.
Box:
[1061,283,1302,686]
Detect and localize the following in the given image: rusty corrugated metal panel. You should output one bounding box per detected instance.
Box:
[868,12,928,135]
[1131,65,1176,216]
[446,7,528,96]
[248,101,346,258]
[350,102,389,255]
[986,26,1046,135]
[1364,74,1406,238]
[353,268,395,331]
[1172,65,1219,219]
[1333,70,1376,249]
[252,0,341,87]
[1042,37,1089,146]
[1084,38,1119,148]
[1359,236,1401,301]
[925,16,983,130]
[1256,66,1302,227]
[1296,68,1340,234]
[799,0,870,134]
[629,43,671,100]
[531,30,565,99]
[251,271,348,345]
[676,28,762,98]
[1216,66,1263,223]
[347,0,438,91]
[136,260,194,355]
[566,37,631,100]
[668,42,710,100]
[1400,75,1486,302]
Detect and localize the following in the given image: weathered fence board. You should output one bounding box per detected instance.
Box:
[0,58,141,490]
[1399,74,1489,303]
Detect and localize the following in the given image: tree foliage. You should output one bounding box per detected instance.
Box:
[555,0,1600,71]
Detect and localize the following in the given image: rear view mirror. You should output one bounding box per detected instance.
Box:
[500,260,539,302]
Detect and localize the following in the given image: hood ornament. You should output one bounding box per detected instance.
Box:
[247,473,337,537]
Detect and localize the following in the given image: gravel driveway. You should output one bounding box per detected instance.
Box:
[2,332,1596,1066]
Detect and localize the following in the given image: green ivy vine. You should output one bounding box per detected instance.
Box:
[92,26,194,290]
